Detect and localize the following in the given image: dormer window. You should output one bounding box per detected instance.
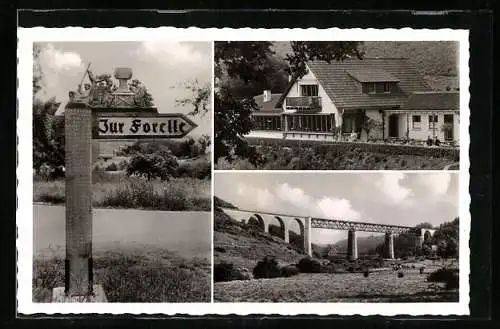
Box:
[346,69,399,95]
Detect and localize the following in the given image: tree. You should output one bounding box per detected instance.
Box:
[126,149,178,181]
[286,41,364,78]
[214,41,364,164]
[33,45,65,178]
[175,79,211,117]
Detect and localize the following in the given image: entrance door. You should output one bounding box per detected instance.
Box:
[388,114,399,138]
[443,114,454,141]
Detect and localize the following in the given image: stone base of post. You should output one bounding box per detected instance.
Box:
[51,285,107,303]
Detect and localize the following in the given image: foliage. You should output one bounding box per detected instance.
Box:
[297,257,322,273]
[121,139,207,159]
[175,79,211,117]
[214,262,250,282]
[213,196,238,209]
[360,112,383,139]
[280,265,300,277]
[252,256,282,279]
[427,266,459,289]
[286,41,364,78]
[126,150,178,181]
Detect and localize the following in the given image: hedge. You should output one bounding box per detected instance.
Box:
[246,137,459,159]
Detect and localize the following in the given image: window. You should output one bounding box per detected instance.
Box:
[300,84,319,97]
[429,115,438,129]
[384,82,391,93]
[412,115,421,129]
[368,83,376,94]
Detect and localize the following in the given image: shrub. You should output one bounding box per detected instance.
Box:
[126,150,178,181]
[280,265,300,277]
[297,257,321,273]
[427,267,459,285]
[397,271,404,278]
[214,262,248,282]
[253,256,281,279]
[363,270,370,277]
[214,246,226,253]
[105,162,118,171]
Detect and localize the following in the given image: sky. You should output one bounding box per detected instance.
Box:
[34,41,212,136]
[214,172,459,245]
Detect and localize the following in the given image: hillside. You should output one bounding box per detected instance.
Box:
[214,196,238,209]
[271,41,459,91]
[272,41,458,77]
[327,234,385,257]
[214,209,306,271]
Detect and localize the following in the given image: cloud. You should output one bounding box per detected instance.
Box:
[374,173,413,203]
[316,197,361,220]
[235,182,361,222]
[236,183,276,210]
[134,41,205,68]
[37,43,84,101]
[40,44,83,71]
[418,173,451,195]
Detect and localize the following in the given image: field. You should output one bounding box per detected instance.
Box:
[34,247,211,303]
[34,173,211,211]
[214,266,457,303]
[214,209,459,303]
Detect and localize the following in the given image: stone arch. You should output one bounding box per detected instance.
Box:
[270,216,286,240]
[248,214,265,232]
[286,218,305,250]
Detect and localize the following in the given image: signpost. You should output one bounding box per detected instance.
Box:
[51,66,199,303]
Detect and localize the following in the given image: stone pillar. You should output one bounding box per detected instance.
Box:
[264,223,269,233]
[385,232,395,259]
[92,141,99,165]
[347,229,358,260]
[64,102,93,296]
[284,227,290,243]
[304,217,312,256]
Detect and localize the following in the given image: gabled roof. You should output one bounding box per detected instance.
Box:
[401,91,459,110]
[346,69,400,83]
[277,58,432,110]
[253,93,283,113]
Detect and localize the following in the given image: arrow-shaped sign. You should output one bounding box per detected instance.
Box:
[92,113,198,139]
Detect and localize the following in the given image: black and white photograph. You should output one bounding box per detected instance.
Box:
[214,41,460,170]
[213,172,460,303]
[30,41,212,303]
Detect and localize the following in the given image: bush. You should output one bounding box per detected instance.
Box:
[427,267,459,286]
[297,257,321,273]
[214,262,248,282]
[280,265,300,277]
[253,256,281,279]
[397,271,404,278]
[127,151,179,181]
[363,270,370,277]
[105,162,118,171]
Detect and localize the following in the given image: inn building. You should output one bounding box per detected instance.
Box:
[248,58,460,145]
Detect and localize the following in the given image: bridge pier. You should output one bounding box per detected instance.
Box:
[385,232,395,259]
[347,229,358,260]
[284,228,289,243]
[304,217,312,256]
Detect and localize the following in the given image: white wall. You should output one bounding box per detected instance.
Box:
[386,111,459,142]
[283,65,342,126]
[245,130,284,139]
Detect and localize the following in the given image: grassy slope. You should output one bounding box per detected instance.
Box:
[214,210,306,271]
[34,248,211,302]
[215,268,457,303]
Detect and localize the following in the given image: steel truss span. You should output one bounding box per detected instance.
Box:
[311,218,412,234]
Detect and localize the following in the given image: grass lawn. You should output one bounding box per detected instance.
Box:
[33,248,211,303]
[34,173,211,211]
[214,269,458,303]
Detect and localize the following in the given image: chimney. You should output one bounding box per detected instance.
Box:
[263,90,272,103]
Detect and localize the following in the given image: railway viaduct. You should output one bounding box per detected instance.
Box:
[219,207,436,260]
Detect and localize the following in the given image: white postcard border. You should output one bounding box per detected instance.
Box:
[17,27,470,316]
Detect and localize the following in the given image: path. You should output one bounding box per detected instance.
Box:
[33,205,211,260]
